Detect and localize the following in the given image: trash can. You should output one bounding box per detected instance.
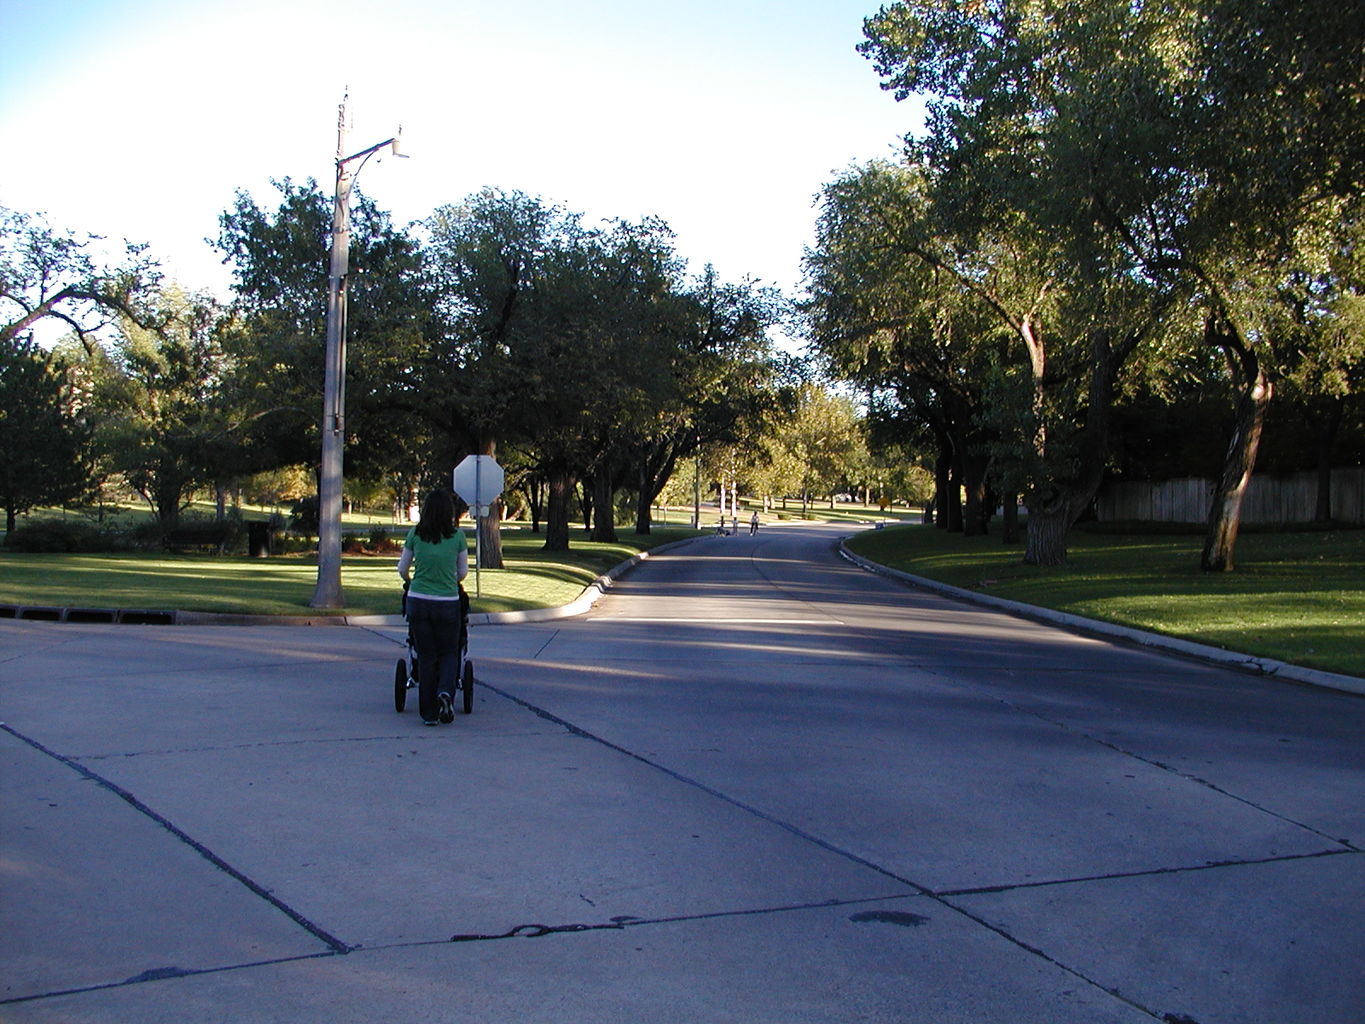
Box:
[247,521,271,558]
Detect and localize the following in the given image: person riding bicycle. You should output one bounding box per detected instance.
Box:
[397,488,469,725]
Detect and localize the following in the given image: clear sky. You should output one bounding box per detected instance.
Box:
[0,0,921,311]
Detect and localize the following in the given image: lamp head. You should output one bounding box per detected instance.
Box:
[391,128,409,158]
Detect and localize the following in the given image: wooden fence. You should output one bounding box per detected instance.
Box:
[1095,468,1365,525]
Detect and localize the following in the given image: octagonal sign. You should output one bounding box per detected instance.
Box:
[453,455,504,515]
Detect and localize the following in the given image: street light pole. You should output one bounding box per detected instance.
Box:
[310,95,406,609]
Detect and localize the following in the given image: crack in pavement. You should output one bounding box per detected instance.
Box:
[0,950,343,1008]
[446,894,913,944]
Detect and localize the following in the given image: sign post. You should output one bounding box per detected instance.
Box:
[452,455,504,598]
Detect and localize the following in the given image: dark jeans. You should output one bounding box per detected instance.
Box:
[406,596,464,721]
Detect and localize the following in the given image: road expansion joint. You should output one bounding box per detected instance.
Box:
[473,681,1205,1022]
[1,723,354,956]
[992,697,1361,853]
[934,846,1360,900]
[479,678,933,892]
[72,732,421,762]
[929,894,1189,1023]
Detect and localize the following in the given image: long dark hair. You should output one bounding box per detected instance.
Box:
[415,489,456,544]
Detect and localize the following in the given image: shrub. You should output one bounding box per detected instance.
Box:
[130,521,166,549]
[4,519,115,552]
[290,497,319,536]
[341,527,402,555]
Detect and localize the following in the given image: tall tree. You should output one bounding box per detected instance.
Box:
[215,179,431,504]
[806,160,1009,537]
[424,194,776,550]
[91,288,234,532]
[624,267,784,535]
[0,334,92,532]
[565,217,685,543]
[422,189,578,561]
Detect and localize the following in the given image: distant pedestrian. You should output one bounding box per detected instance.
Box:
[749,511,759,535]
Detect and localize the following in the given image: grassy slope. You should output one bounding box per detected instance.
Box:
[846,523,1365,678]
[0,528,700,617]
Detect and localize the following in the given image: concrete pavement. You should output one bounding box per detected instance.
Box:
[2,523,1362,1023]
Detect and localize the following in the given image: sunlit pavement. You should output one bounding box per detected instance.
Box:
[2,523,1362,1023]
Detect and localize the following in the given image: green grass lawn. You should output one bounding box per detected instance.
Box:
[846,523,1365,679]
[0,527,701,618]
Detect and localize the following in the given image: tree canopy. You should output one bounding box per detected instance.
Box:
[828,0,1364,567]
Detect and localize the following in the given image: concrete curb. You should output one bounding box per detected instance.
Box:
[838,541,1365,698]
[0,536,705,631]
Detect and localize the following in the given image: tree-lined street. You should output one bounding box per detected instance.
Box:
[3,524,1360,1022]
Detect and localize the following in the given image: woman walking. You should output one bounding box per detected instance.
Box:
[397,489,469,725]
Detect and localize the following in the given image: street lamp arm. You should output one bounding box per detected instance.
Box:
[341,134,407,168]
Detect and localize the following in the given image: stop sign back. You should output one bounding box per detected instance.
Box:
[453,455,504,515]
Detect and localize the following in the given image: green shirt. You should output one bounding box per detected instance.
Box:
[403,528,467,598]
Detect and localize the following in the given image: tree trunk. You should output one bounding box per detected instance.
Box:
[1202,318,1273,572]
[1001,493,1020,545]
[526,476,544,534]
[1312,398,1342,523]
[933,452,950,530]
[1020,323,1136,565]
[590,464,618,542]
[1024,491,1071,565]
[477,500,503,569]
[155,484,181,536]
[634,459,668,535]
[945,460,963,533]
[961,452,989,537]
[544,468,573,552]
[476,439,504,568]
[634,488,652,535]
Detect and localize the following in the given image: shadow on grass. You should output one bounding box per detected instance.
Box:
[846,524,1364,678]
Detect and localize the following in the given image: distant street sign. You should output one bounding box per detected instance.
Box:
[453,455,504,513]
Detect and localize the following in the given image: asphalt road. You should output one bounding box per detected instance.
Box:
[2,523,1362,1023]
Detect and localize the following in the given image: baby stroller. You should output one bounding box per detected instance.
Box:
[394,583,474,716]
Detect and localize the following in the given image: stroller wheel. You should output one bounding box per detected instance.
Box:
[394,658,408,712]
[462,660,474,714]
